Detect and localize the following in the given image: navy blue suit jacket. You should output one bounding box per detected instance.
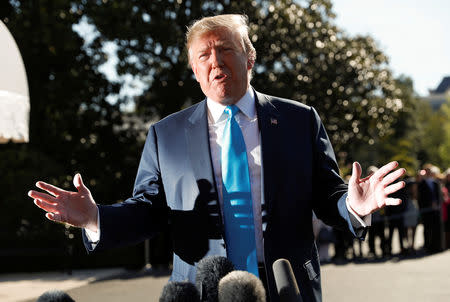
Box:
[83,90,362,302]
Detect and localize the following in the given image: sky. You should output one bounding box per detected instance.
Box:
[332,0,450,96]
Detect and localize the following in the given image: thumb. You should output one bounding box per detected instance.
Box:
[73,173,88,192]
[349,161,362,184]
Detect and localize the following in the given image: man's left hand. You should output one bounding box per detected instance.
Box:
[347,161,406,217]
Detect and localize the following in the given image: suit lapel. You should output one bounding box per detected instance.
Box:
[186,100,217,192]
[185,100,223,239]
[255,90,281,226]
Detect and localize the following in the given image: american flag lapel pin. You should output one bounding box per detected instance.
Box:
[271,118,278,125]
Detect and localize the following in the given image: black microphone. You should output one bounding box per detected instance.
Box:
[159,281,200,302]
[218,270,266,302]
[272,258,303,302]
[195,256,235,302]
[36,290,75,302]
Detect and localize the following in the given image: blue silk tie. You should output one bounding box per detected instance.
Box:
[221,105,258,277]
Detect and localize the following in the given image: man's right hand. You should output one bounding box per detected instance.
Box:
[28,173,99,232]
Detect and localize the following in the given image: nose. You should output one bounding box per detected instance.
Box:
[211,49,224,68]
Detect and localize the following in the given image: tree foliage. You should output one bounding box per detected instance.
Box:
[0,0,142,267]
[349,76,422,175]
[438,98,450,168]
[249,1,406,157]
[414,98,446,168]
[75,0,407,162]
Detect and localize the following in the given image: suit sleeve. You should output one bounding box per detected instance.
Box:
[309,107,366,239]
[83,125,169,252]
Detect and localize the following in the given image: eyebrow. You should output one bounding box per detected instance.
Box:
[197,47,210,54]
[197,41,235,53]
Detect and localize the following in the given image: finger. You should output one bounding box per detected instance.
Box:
[385,181,406,195]
[34,199,59,213]
[373,161,399,180]
[384,197,402,206]
[350,162,362,184]
[36,181,66,197]
[73,173,88,193]
[45,212,63,223]
[382,168,406,186]
[28,190,58,204]
[360,172,374,183]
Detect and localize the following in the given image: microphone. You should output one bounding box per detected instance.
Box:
[218,270,266,302]
[272,258,303,302]
[159,281,200,302]
[195,256,235,302]
[36,290,75,302]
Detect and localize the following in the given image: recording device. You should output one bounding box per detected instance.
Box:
[195,256,235,302]
[218,270,266,302]
[159,281,200,302]
[36,290,75,302]
[272,258,303,302]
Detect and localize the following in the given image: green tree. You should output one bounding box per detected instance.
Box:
[350,76,422,175]
[249,0,405,159]
[414,100,445,168]
[78,0,405,163]
[438,98,450,168]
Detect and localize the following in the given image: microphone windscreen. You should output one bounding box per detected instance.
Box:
[159,281,200,302]
[218,270,266,302]
[195,256,235,302]
[36,290,75,302]
[272,258,303,302]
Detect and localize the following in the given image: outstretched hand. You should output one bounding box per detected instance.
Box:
[28,173,98,232]
[347,161,406,217]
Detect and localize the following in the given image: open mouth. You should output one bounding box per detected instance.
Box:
[214,74,226,81]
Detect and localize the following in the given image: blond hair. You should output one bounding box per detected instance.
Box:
[185,14,256,67]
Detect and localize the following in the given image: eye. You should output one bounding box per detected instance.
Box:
[199,52,209,60]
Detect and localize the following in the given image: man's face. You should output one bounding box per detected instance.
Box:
[189,28,253,105]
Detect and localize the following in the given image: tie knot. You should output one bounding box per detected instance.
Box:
[224,105,239,118]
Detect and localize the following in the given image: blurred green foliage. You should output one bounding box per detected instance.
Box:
[1,0,144,270]
[0,0,447,271]
[77,0,420,168]
[438,98,450,168]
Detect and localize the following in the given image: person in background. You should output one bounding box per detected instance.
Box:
[312,212,334,263]
[385,175,408,256]
[441,168,450,249]
[418,164,444,253]
[402,176,419,254]
[366,166,388,258]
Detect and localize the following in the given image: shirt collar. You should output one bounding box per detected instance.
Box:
[207,88,256,123]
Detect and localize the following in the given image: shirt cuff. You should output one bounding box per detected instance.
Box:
[346,197,372,227]
[84,207,101,243]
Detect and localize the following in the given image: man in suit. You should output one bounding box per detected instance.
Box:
[418,164,444,253]
[29,14,406,302]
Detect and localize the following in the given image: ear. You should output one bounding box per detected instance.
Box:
[189,58,198,82]
[191,62,200,83]
[188,48,200,82]
[247,56,254,71]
